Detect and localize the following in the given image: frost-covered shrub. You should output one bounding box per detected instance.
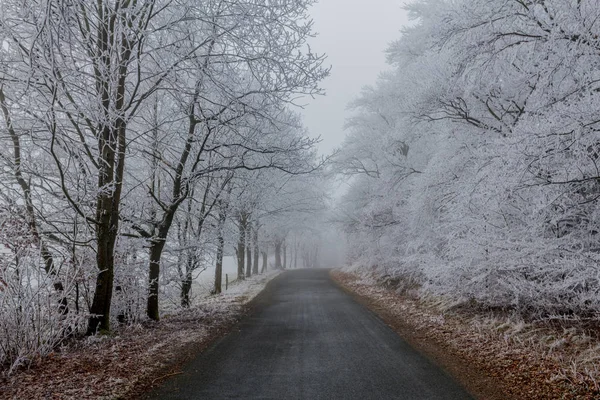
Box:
[0,215,85,374]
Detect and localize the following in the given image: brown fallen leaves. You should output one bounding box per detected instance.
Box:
[0,302,242,399]
[0,271,281,400]
[3,307,241,399]
[331,270,600,400]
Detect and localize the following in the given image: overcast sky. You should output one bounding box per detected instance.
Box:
[303,0,410,155]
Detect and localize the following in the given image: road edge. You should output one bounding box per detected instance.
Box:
[126,271,287,400]
[329,269,505,400]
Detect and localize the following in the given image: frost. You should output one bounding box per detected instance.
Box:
[335,0,600,318]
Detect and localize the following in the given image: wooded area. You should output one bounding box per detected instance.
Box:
[5,0,599,383]
[0,0,330,372]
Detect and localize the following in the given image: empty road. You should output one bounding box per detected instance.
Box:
[146,269,472,400]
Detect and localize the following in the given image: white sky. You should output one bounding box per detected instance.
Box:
[302,0,410,155]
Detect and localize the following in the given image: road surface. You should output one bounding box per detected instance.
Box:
[146,269,472,399]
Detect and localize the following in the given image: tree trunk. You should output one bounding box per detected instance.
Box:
[180,255,193,307]
[246,245,252,278]
[88,14,131,333]
[261,249,267,273]
[180,273,192,307]
[283,241,287,269]
[294,241,298,269]
[245,221,252,278]
[146,200,180,321]
[88,122,126,334]
[214,204,226,294]
[88,224,117,334]
[237,213,247,280]
[147,238,166,321]
[252,226,259,275]
[275,241,282,269]
[146,96,218,318]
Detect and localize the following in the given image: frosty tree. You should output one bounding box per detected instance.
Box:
[336,0,600,316]
[0,0,327,342]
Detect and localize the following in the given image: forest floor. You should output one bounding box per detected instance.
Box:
[0,270,281,400]
[331,270,600,400]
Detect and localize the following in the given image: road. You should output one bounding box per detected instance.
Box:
[146,269,473,400]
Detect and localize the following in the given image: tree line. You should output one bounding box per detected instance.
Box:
[335,0,600,318]
[0,0,328,371]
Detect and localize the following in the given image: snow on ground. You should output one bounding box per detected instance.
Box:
[201,267,281,311]
[160,254,278,312]
[193,255,239,293]
[193,255,278,293]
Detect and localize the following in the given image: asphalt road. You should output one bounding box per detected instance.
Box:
[146,269,473,400]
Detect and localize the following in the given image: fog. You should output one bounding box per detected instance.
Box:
[303,0,410,155]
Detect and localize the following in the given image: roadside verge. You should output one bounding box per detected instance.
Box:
[0,270,282,400]
[331,270,600,400]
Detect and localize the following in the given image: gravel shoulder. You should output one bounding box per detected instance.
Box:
[331,270,600,400]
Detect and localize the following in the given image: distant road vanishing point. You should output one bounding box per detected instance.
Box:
[146,269,473,400]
